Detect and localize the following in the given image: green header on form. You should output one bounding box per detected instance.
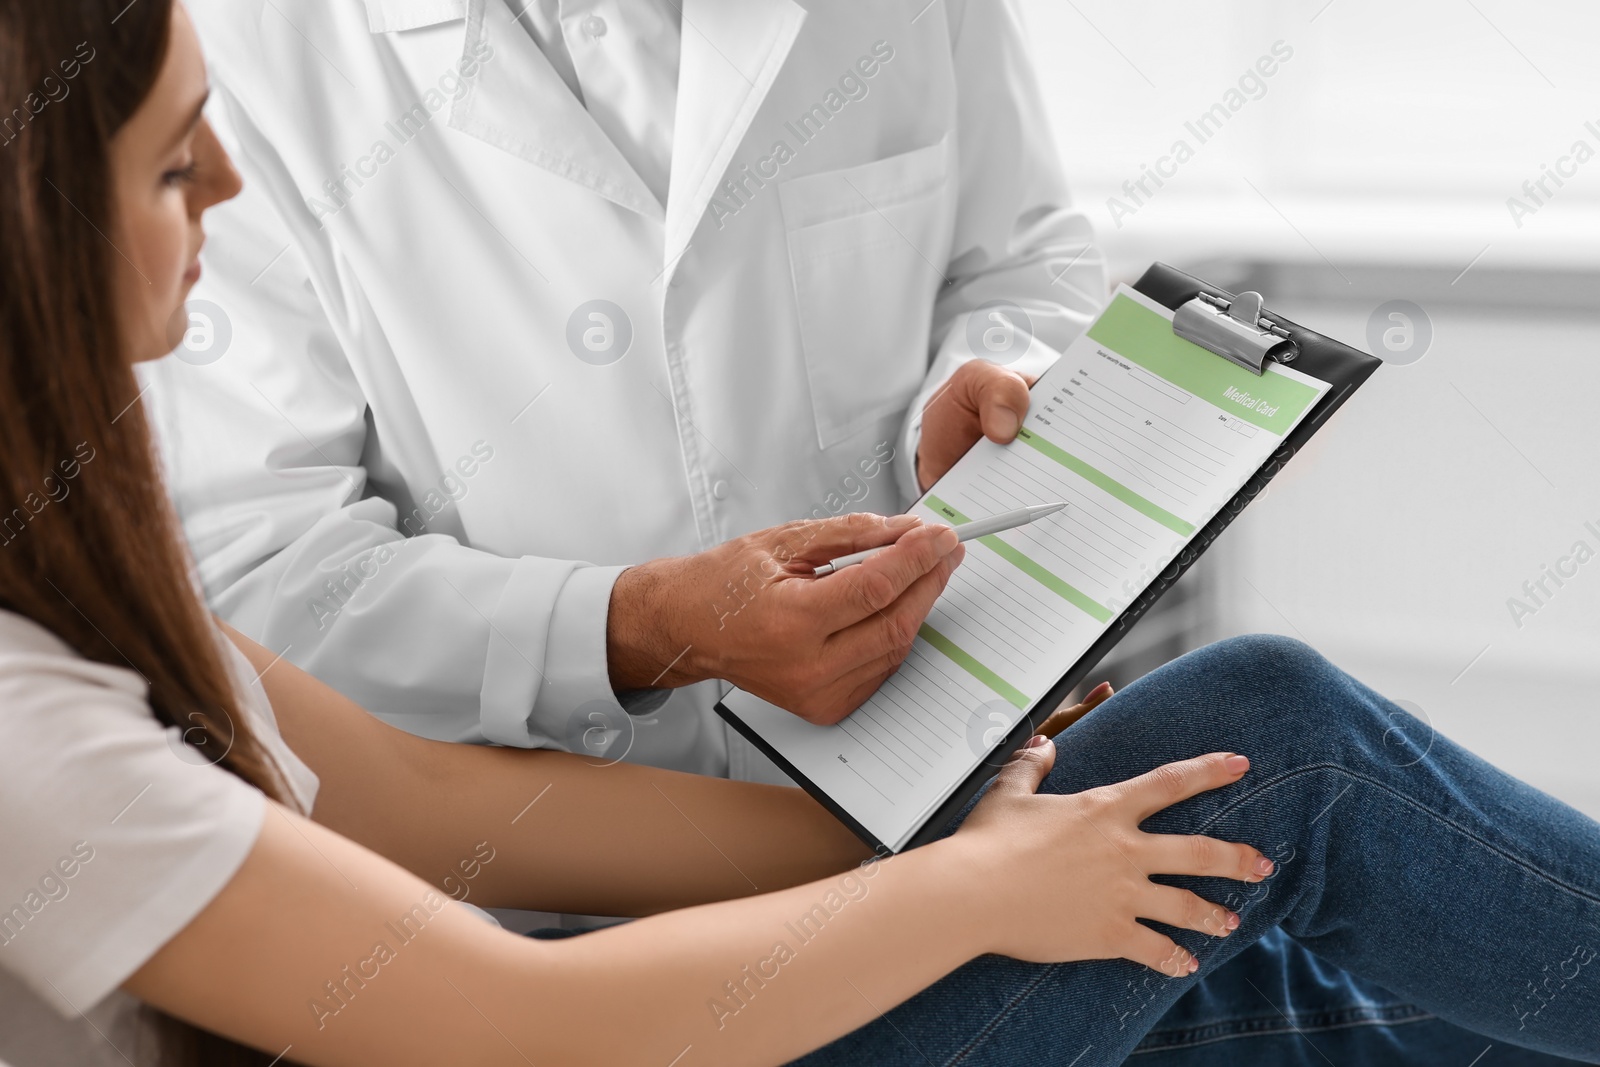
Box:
[1085,293,1321,435]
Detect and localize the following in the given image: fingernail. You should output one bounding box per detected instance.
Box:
[886,514,921,528]
[1024,733,1050,749]
[996,410,1021,438]
[1226,911,1240,930]
[1223,754,1250,774]
[933,525,959,552]
[1091,681,1113,697]
[1188,956,1199,974]
[1254,856,1275,876]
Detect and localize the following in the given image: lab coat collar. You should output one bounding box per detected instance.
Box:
[365,0,806,258]
[665,0,806,268]
[363,0,467,34]
[441,0,665,219]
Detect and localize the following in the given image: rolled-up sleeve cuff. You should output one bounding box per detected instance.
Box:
[480,558,630,749]
[894,383,928,509]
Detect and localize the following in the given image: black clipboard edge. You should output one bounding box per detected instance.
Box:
[717,696,894,855]
[716,262,1381,854]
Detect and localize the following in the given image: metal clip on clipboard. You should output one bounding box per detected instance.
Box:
[1173,290,1299,376]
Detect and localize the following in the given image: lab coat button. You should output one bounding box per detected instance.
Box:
[711,479,731,500]
[581,15,607,37]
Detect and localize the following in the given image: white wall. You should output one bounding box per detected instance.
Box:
[1210,289,1600,818]
[1017,0,1600,816]
[1021,0,1600,273]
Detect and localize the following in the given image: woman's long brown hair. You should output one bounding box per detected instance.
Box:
[1,2,288,1063]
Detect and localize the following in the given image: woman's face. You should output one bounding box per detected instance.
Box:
[108,2,241,364]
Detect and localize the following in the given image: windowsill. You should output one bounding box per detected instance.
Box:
[1084,191,1600,278]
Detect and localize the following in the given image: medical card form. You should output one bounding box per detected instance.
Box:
[721,284,1333,851]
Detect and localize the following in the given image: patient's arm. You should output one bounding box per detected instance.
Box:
[221,623,871,916]
[125,797,977,1067]
[132,633,1261,1065]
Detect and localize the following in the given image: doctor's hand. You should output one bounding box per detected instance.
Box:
[607,513,965,725]
[916,359,1036,492]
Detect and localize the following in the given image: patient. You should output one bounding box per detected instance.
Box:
[0,3,1597,1065]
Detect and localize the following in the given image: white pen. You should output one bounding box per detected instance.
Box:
[811,502,1068,577]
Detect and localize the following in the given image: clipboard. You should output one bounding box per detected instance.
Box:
[717,261,1382,853]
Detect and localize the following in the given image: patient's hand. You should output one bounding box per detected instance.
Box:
[955,743,1271,974]
[607,513,964,724]
[1037,680,1115,739]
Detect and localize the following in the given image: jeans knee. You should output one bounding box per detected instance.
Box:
[1178,634,1361,754]
[1202,633,1328,681]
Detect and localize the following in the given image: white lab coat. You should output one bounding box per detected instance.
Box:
[147,0,1106,782]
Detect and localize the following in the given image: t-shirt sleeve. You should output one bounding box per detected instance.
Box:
[0,646,267,1016]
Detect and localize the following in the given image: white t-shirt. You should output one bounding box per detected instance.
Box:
[0,609,318,1066]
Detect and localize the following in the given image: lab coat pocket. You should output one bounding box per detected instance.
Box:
[779,135,954,451]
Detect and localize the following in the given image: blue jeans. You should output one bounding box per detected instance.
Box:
[790,636,1600,1065]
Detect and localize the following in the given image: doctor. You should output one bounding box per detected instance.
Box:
[147,0,1107,782]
